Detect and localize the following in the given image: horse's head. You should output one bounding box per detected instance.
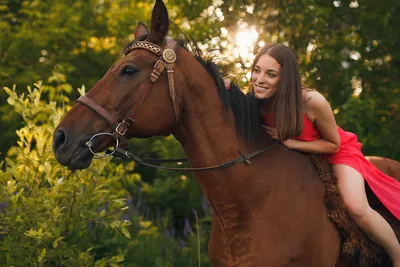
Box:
[53,0,182,170]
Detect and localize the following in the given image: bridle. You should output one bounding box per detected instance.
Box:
[76,37,278,171]
[77,37,180,156]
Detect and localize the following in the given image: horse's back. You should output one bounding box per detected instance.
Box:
[365,156,400,181]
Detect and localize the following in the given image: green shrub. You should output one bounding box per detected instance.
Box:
[1,82,211,266]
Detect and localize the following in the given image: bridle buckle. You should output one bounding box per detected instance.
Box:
[116,120,131,136]
[150,60,166,82]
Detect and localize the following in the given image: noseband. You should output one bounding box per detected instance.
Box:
[76,38,180,157]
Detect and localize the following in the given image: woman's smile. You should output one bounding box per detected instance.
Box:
[251,54,281,99]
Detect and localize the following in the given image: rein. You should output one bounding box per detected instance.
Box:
[110,141,277,172]
[76,37,278,171]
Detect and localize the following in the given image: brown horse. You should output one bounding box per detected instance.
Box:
[52,0,399,266]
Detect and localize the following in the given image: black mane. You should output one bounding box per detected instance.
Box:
[122,36,265,146]
[194,57,265,147]
[172,38,265,146]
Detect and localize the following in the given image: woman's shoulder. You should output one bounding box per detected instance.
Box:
[303,89,332,121]
[304,90,327,105]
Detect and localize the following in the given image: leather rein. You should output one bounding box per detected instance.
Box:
[76,38,277,172]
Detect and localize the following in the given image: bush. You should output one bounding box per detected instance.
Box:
[1,82,211,266]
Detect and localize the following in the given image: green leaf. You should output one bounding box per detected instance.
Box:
[52,236,65,248]
[77,85,86,96]
[38,248,47,263]
[121,227,131,239]
[99,209,106,217]
[3,86,13,95]
[7,97,16,105]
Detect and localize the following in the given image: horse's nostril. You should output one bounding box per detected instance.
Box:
[54,129,66,150]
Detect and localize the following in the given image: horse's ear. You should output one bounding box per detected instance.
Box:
[134,22,149,39]
[147,0,169,45]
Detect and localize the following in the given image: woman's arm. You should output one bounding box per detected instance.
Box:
[264,90,341,154]
[282,138,339,154]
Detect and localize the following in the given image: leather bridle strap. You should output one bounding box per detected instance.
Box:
[163,39,180,123]
[76,38,180,143]
[114,39,180,137]
[76,95,117,129]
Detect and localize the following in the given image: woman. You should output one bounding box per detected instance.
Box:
[240,44,400,265]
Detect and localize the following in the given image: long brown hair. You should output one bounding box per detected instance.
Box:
[250,44,304,141]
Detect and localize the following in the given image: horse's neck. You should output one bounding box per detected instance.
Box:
[173,78,242,170]
[172,52,272,203]
[172,56,252,170]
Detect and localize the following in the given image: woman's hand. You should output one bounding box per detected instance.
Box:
[263,125,278,139]
[223,78,231,89]
[262,125,295,149]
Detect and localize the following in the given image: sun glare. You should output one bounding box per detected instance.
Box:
[235,28,259,60]
[236,29,258,48]
[220,23,260,83]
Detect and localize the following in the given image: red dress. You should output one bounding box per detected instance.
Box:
[263,114,400,220]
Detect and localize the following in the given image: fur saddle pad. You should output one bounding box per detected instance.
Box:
[308,155,399,267]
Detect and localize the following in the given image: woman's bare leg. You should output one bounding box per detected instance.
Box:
[333,164,400,266]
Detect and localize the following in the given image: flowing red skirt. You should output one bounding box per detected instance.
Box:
[326,127,400,220]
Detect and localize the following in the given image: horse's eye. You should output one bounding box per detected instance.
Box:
[121,67,138,76]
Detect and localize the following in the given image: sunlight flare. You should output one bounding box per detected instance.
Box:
[235,28,259,60]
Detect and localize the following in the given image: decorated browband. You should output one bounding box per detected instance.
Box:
[124,41,163,56]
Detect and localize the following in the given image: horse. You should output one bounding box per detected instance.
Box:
[52,0,399,266]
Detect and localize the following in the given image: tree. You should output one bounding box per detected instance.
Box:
[218,0,400,159]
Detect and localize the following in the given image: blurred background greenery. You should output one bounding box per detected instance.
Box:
[0,0,399,266]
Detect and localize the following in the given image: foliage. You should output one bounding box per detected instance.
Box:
[0,82,211,266]
[0,0,399,264]
[1,82,127,265]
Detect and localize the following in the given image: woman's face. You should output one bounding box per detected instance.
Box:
[251,54,281,99]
